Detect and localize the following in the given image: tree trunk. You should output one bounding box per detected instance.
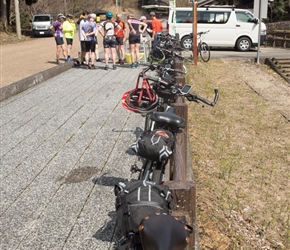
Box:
[1,0,8,32]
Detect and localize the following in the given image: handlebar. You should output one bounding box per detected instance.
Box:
[139,64,218,107]
[198,30,210,36]
[145,74,171,88]
[155,46,192,62]
[190,30,210,38]
[186,89,219,107]
[141,64,185,75]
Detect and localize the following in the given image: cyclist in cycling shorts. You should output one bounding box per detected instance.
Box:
[81,13,97,69]
[127,14,147,68]
[99,11,121,70]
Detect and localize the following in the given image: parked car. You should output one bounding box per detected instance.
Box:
[167,6,267,51]
[31,14,54,37]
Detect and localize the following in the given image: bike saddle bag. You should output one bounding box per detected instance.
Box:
[139,213,193,250]
[114,180,174,243]
[131,129,174,161]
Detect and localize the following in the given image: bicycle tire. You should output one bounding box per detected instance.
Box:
[151,161,166,184]
[144,114,152,132]
[138,159,153,181]
[199,42,210,62]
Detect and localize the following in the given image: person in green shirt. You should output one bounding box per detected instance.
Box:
[63,14,76,61]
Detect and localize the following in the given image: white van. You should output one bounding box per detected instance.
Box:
[31,14,53,37]
[167,6,267,51]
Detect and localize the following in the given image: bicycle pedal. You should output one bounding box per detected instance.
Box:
[130,165,141,173]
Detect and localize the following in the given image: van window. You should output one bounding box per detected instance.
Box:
[236,11,256,23]
[174,10,231,24]
[198,11,231,23]
[34,16,50,22]
[175,11,192,23]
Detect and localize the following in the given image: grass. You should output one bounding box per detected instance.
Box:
[186,58,290,249]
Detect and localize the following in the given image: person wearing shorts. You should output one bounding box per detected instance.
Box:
[127,14,147,68]
[63,14,76,61]
[99,11,121,70]
[77,11,89,64]
[81,13,97,69]
[50,14,68,64]
[115,14,126,65]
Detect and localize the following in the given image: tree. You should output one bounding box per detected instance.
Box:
[268,0,289,22]
[1,0,10,32]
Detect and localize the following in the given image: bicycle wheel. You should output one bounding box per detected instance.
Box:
[151,161,166,184]
[144,114,153,132]
[199,42,210,62]
[138,159,153,181]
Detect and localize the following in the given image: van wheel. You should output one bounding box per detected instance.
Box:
[181,36,193,49]
[236,37,251,51]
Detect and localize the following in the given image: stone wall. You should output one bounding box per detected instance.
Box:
[265,21,290,48]
[266,21,290,32]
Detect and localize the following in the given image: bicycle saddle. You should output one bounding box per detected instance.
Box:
[149,111,186,129]
[139,213,192,250]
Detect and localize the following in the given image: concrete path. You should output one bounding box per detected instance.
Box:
[0,63,145,249]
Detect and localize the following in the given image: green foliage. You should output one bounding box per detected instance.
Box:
[268,0,290,22]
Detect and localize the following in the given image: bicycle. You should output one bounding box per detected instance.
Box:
[122,64,219,184]
[189,30,211,62]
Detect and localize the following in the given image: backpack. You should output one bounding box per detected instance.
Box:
[131,129,174,161]
[114,180,174,243]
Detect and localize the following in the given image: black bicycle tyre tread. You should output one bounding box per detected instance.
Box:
[151,162,164,184]
[199,42,210,62]
[138,159,152,181]
[144,115,151,132]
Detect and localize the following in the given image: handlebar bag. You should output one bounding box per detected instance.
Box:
[114,180,174,246]
[131,129,174,161]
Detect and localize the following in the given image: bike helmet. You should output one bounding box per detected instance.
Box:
[106,11,113,18]
[122,90,139,113]
[122,87,158,113]
[148,48,165,63]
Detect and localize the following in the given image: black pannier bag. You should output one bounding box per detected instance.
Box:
[114,180,174,246]
[131,129,174,161]
[139,213,193,250]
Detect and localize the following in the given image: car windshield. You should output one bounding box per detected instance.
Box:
[34,16,50,22]
[236,11,256,22]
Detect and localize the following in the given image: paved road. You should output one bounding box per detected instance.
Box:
[183,46,290,60]
[0,64,145,249]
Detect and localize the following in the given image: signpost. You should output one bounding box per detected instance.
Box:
[256,0,262,64]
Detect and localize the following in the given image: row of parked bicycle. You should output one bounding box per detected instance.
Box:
[113,33,219,249]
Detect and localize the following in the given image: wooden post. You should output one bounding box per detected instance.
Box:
[192,1,198,66]
[165,181,196,249]
[171,97,188,181]
[174,58,185,86]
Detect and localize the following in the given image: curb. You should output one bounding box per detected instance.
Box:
[0,61,74,102]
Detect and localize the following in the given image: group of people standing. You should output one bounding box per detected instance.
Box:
[50,11,163,69]
[50,13,76,64]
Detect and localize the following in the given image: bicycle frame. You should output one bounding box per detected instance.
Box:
[136,75,156,106]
